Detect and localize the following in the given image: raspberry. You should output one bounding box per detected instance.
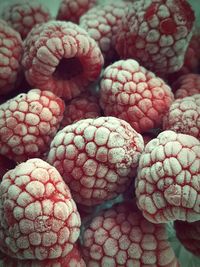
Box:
[81,202,180,266]
[80,0,129,64]
[57,0,97,24]
[47,116,144,206]
[135,130,200,224]
[99,59,174,133]
[0,158,81,260]
[0,244,86,266]
[174,220,200,257]
[172,74,200,99]
[114,0,195,75]
[0,19,23,95]
[60,93,101,128]
[163,94,200,139]
[0,89,65,163]
[22,21,104,100]
[1,0,51,40]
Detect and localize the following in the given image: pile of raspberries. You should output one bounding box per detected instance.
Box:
[0,0,200,266]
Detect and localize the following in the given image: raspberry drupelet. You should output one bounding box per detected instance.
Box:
[135,130,200,224]
[79,0,129,64]
[47,116,144,206]
[0,158,81,260]
[0,89,65,163]
[22,20,104,100]
[0,19,23,96]
[99,59,174,134]
[1,0,52,40]
[81,202,180,267]
[57,0,97,24]
[114,0,195,75]
[163,94,200,140]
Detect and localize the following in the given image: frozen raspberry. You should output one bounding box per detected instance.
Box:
[99,59,174,134]
[1,0,51,40]
[47,116,144,206]
[174,220,200,257]
[0,155,16,180]
[80,0,129,64]
[61,93,101,128]
[0,19,23,95]
[135,130,200,224]
[114,0,195,75]
[81,202,180,267]
[0,244,86,266]
[172,74,200,99]
[163,94,200,140]
[0,158,81,260]
[0,89,65,163]
[22,20,104,100]
[57,0,97,24]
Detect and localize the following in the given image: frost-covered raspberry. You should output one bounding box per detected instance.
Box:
[80,0,129,64]
[81,202,180,267]
[114,0,195,75]
[57,0,97,23]
[0,89,65,162]
[174,220,200,257]
[0,19,23,95]
[172,74,200,99]
[61,93,101,128]
[1,0,51,40]
[0,158,81,260]
[22,20,104,100]
[0,244,86,266]
[135,130,200,224]
[163,94,200,139]
[47,116,144,206]
[99,59,174,133]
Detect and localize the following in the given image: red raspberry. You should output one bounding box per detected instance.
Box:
[0,19,23,95]
[47,116,144,206]
[0,89,65,163]
[61,93,101,128]
[0,244,86,266]
[135,130,200,224]
[163,94,200,140]
[22,20,104,100]
[81,202,180,266]
[172,74,200,99]
[174,220,200,257]
[57,0,97,24]
[99,59,174,134]
[1,0,51,40]
[80,0,129,64]
[0,158,81,260]
[114,0,195,75]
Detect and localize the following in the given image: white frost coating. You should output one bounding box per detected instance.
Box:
[26,181,45,197]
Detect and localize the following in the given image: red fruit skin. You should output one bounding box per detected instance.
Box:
[57,0,97,24]
[0,244,86,267]
[81,202,180,266]
[47,116,144,206]
[135,130,200,224]
[22,20,104,100]
[163,94,200,140]
[114,0,195,75]
[0,158,81,260]
[0,19,23,95]
[99,59,174,134]
[0,89,65,163]
[1,0,51,39]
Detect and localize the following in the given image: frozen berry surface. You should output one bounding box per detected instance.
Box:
[47,116,144,206]
[0,158,81,260]
[135,130,200,224]
[22,20,104,100]
[99,59,174,133]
